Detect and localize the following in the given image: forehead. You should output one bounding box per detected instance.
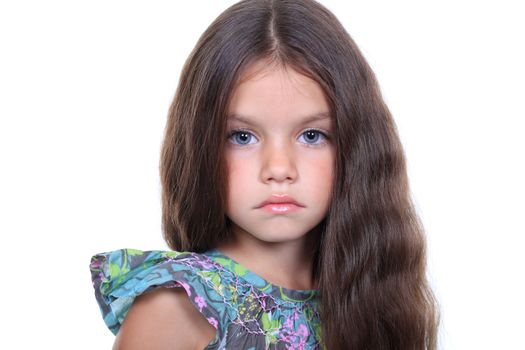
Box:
[227,61,331,125]
[227,112,331,126]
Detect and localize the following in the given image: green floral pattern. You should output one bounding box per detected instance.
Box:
[90,248,324,349]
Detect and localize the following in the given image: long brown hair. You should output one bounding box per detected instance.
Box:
[160,0,440,348]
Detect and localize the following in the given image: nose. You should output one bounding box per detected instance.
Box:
[260,140,298,184]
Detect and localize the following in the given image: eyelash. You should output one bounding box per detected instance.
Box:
[226,128,330,148]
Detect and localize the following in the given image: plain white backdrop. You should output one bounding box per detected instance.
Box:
[0,1,523,349]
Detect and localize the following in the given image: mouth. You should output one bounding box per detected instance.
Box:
[255,194,305,212]
[258,203,303,214]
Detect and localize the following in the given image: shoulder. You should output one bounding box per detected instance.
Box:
[113,287,217,350]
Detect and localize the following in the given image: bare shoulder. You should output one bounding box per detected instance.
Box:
[113,287,217,350]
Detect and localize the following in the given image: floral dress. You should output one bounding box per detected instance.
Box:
[89,248,324,349]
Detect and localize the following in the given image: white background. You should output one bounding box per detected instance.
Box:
[1,1,523,349]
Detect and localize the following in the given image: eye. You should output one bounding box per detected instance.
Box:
[298,129,329,146]
[226,128,330,147]
[227,129,257,146]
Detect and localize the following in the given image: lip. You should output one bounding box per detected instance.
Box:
[255,194,304,209]
[259,203,302,214]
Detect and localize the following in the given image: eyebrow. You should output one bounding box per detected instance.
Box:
[227,112,331,125]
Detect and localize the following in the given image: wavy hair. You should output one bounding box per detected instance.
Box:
[160,0,440,348]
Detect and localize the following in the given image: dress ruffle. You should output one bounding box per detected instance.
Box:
[89,249,224,347]
[89,248,324,349]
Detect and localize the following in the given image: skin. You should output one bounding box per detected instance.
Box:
[217,59,335,291]
[112,288,216,349]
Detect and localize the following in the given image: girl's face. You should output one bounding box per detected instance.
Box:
[224,60,335,247]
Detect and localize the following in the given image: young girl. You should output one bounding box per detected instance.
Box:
[90,0,440,349]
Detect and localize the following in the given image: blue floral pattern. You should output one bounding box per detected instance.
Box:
[90,248,325,349]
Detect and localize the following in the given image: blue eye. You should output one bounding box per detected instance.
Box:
[226,128,329,146]
[228,130,257,145]
[298,129,328,145]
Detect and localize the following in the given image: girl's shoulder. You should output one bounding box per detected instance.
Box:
[89,249,225,345]
[112,285,216,349]
[90,248,324,349]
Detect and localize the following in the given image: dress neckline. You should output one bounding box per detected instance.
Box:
[203,248,319,303]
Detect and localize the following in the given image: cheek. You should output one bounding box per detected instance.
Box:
[305,153,335,199]
[226,155,253,198]
[310,150,334,179]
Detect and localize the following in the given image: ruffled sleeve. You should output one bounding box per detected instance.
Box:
[89,248,225,342]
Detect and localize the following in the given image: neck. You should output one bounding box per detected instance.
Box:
[216,225,320,291]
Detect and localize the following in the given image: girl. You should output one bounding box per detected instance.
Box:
[90,0,440,349]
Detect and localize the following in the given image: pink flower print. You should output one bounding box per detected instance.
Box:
[90,258,102,269]
[177,281,191,296]
[194,295,207,312]
[198,260,215,270]
[298,324,309,338]
[283,317,293,330]
[207,316,219,329]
